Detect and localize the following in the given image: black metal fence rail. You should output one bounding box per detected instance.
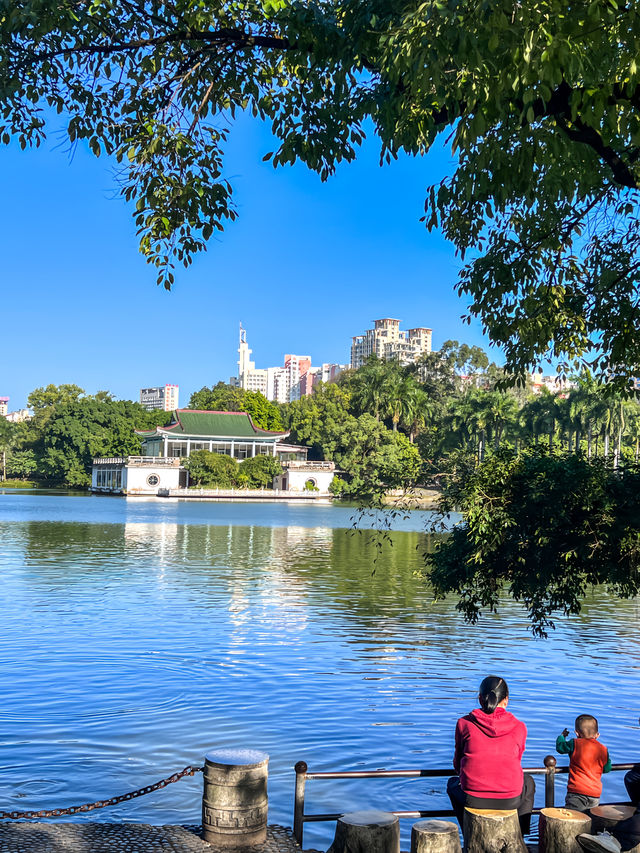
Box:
[292,757,637,848]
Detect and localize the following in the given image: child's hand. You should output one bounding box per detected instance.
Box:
[562,728,570,737]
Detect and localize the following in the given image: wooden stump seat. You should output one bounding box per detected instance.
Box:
[411,820,462,853]
[462,808,527,853]
[539,807,592,853]
[590,804,637,834]
[327,810,400,853]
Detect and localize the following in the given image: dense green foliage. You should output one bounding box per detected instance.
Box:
[182,449,281,487]
[283,380,422,497]
[4,1,640,380]
[2,386,167,486]
[428,448,640,637]
[189,382,283,430]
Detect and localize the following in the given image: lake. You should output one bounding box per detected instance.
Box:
[0,490,638,848]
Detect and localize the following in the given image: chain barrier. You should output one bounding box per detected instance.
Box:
[0,764,204,821]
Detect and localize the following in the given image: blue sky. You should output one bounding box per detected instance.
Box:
[1,112,493,410]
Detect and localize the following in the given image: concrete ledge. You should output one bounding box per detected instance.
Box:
[0,822,301,852]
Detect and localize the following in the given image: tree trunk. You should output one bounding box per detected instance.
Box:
[538,807,591,853]
[549,420,554,451]
[587,423,592,458]
[411,820,461,853]
[575,427,581,452]
[615,427,622,468]
[590,804,637,834]
[636,437,639,463]
[327,811,400,853]
[604,431,610,457]
[462,808,526,853]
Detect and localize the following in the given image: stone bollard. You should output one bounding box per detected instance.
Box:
[202,748,269,847]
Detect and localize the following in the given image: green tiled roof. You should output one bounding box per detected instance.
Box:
[136,410,289,440]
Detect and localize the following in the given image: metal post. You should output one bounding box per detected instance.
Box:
[294,761,308,848]
[543,755,557,808]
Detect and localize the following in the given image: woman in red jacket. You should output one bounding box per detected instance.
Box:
[447,675,535,834]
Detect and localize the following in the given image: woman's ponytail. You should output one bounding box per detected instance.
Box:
[478,676,508,714]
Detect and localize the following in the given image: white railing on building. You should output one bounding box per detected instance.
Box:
[92,456,181,467]
[158,488,332,500]
[282,460,335,471]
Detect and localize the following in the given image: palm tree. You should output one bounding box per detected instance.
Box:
[383,372,420,432]
[350,356,387,421]
[625,405,640,462]
[448,389,494,461]
[484,392,520,449]
[402,387,434,443]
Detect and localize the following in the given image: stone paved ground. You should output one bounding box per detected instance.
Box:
[0,823,302,853]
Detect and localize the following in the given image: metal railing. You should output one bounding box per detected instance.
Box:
[292,757,637,848]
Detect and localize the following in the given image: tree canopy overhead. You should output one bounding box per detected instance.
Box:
[4,0,640,380]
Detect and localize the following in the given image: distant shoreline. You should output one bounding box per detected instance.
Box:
[381,488,440,510]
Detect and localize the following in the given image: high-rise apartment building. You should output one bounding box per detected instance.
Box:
[0,397,8,417]
[140,384,179,411]
[231,325,345,403]
[350,318,432,369]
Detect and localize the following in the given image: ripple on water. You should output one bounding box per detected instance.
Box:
[0,494,638,848]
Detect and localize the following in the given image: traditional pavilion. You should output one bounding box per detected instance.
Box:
[135,409,309,461]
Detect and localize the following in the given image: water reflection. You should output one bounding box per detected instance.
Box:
[0,497,639,849]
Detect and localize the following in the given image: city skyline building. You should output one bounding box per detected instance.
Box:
[139,384,180,411]
[5,408,32,423]
[350,318,432,369]
[232,324,346,403]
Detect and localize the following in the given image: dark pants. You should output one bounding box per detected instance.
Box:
[625,765,640,805]
[611,812,640,852]
[447,774,535,835]
[565,791,599,812]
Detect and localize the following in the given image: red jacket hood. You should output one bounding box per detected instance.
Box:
[468,707,521,738]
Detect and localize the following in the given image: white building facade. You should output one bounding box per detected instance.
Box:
[92,456,183,495]
[272,461,335,493]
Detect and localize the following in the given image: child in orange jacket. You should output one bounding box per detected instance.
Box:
[556,714,612,812]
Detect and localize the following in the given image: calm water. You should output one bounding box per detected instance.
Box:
[0,491,639,848]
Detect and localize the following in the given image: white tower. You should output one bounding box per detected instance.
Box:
[237,323,256,388]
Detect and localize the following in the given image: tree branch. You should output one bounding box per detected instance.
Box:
[556,115,638,188]
[27,27,291,64]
